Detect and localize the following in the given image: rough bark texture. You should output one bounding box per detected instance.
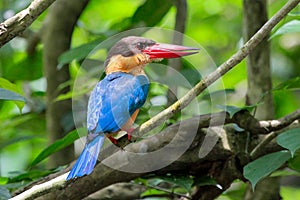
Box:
[0,0,56,47]
[11,108,300,199]
[85,182,147,200]
[243,0,278,199]
[42,0,89,167]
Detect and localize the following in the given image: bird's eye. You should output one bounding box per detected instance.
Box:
[136,42,145,50]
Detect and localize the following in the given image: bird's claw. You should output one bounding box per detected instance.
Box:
[125,127,135,142]
[108,136,118,145]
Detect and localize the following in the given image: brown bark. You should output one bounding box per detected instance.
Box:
[12,108,300,199]
[42,0,89,167]
[85,182,147,200]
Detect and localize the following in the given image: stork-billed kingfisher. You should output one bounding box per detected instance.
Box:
[67,36,199,180]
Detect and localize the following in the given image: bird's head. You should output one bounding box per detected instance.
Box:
[105,36,199,74]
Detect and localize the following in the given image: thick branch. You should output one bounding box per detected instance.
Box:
[85,182,146,200]
[13,118,234,200]
[260,108,300,132]
[0,0,56,47]
[12,108,299,199]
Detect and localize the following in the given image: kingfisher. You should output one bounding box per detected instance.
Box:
[66,36,199,180]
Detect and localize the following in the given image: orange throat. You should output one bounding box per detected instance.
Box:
[105,53,151,76]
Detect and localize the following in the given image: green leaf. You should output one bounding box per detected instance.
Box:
[0,78,22,95]
[110,0,172,31]
[270,20,300,39]
[141,188,168,198]
[219,181,246,200]
[193,176,217,187]
[58,38,106,66]
[159,175,194,192]
[1,50,43,81]
[288,11,300,17]
[201,89,235,101]
[289,152,300,172]
[270,169,300,177]
[134,177,149,185]
[244,151,291,190]
[30,127,85,167]
[281,186,300,200]
[277,128,300,157]
[9,169,54,182]
[0,88,26,102]
[0,136,37,150]
[54,85,91,102]
[147,178,164,187]
[0,177,9,185]
[217,105,256,118]
[273,77,300,91]
[0,78,26,111]
[131,0,173,27]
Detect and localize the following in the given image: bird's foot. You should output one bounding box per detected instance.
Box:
[108,136,118,145]
[125,128,135,141]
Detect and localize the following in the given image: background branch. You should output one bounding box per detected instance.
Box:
[260,108,300,132]
[0,0,56,47]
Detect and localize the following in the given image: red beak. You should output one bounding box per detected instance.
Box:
[142,43,199,59]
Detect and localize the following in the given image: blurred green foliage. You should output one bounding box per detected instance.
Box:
[0,0,300,199]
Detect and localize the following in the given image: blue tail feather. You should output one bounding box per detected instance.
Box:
[66,134,105,180]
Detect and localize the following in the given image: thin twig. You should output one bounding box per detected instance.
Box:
[259,108,300,132]
[250,131,281,159]
[251,109,300,159]
[251,120,300,159]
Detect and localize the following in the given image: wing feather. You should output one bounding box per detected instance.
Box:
[87,72,149,134]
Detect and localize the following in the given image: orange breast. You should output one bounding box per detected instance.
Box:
[121,109,139,131]
[106,109,140,137]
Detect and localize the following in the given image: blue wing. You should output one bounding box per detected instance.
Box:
[67,72,149,180]
[87,72,149,134]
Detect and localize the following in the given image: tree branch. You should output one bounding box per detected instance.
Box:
[85,182,146,200]
[0,0,57,47]
[251,121,300,159]
[12,108,299,199]
[13,118,235,199]
[260,108,300,132]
